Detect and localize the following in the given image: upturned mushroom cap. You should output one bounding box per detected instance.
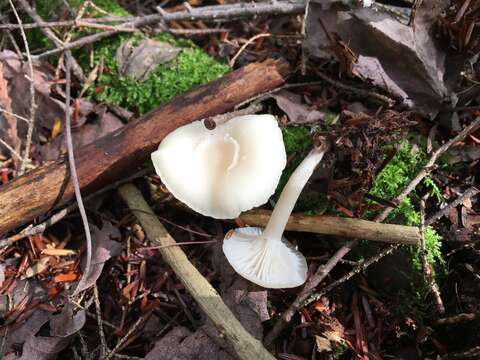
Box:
[222,227,308,288]
[151,114,286,219]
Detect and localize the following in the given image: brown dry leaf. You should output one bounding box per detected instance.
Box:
[49,305,85,337]
[272,90,326,124]
[38,105,123,161]
[145,326,233,360]
[5,334,70,360]
[0,50,65,133]
[0,62,20,158]
[75,220,122,292]
[23,257,50,279]
[305,0,456,117]
[117,39,181,81]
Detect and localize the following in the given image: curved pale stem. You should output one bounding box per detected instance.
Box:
[263,143,329,240]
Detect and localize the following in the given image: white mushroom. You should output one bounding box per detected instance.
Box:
[222,141,330,288]
[151,114,286,219]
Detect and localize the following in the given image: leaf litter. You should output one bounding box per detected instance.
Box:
[0,0,479,359]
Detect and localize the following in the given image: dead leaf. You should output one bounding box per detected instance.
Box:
[49,305,85,337]
[116,39,181,81]
[74,221,122,292]
[305,0,456,117]
[0,62,20,158]
[38,106,123,161]
[15,334,70,360]
[272,90,326,124]
[23,258,50,279]
[145,326,233,360]
[0,50,65,133]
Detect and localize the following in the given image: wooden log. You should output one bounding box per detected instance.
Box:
[0,59,289,235]
[119,184,275,360]
[240,209,421,245]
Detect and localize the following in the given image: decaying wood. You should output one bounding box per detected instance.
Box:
[0,59,290,235]
[241,209,421,245]
[118,183,275,360]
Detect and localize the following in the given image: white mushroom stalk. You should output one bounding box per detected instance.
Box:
[151,114,286,219]
[223,141,330,288]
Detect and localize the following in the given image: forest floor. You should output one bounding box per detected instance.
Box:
[0,1,479,359]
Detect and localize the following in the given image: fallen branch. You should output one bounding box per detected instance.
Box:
[0,59,290,235]
[118,183,274,360]
[241,210,420,245]
[33,1,306,59]
[1,1,306,31]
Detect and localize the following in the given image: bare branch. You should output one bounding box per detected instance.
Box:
[8,0,36,175]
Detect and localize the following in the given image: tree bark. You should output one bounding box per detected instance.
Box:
[0,59,290,235]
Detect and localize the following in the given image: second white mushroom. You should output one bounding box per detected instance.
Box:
[223,141,330,288]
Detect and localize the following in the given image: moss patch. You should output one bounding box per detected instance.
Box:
[369,139,444,273]
[92,36,230,114]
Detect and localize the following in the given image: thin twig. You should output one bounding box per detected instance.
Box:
[64,51,92,296]
[0,138,22,161]
[33,1,305,59]
[8,0,36,176]
[426,186,479,226]
[315,69,395,107]
[203,102,263,129]
[229,33,271,67]
[420,196,445,314]
[93,285,108,358]
[0,107,31,124]
[138,239,218,251]
[104,316,145,360]
[303,244,399,306]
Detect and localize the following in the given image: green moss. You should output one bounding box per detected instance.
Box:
[91,40,229,115]
[369,139,445,273]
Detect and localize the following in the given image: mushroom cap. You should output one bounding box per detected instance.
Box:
[222,227,308,288]
[151,114,286,219]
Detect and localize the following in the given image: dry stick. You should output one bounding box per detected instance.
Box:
[104,316,144,360]
[203,102,263,129]
[0,138,22,161]
[303,243,399,306]
[265,117,480,344]
[93,284,108,358]
[229,33,271,67]
[17,0,86,82]
[8,0,35,176]
[64,52,92,296]
[241,210,421,245]
[0,107,31,124]
[420,196,445,314]
[0,167,151,250]
[118,183,275,360]
[1,1,306,31]
[426,186,479,226]
[33,1,305,59]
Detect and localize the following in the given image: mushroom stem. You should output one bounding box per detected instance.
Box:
[263,142,329,240]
